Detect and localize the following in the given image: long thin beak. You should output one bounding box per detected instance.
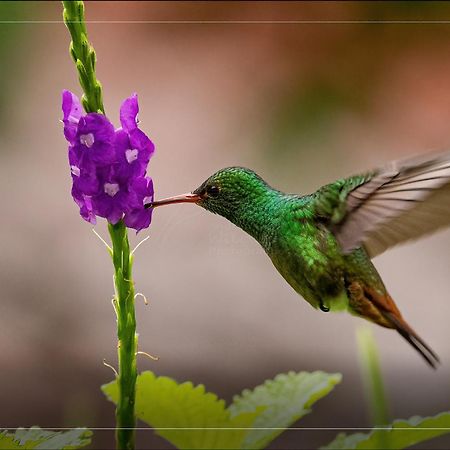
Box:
[145,192,201,209]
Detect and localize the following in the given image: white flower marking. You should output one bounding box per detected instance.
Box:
[80,133,95,148]
[125,149,139,164]
[70,165,80,177]
[104,183,120,197]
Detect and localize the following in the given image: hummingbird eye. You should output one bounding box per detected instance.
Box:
[206,185,220,198]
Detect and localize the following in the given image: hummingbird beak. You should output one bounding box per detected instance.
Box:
[145,192,202,209]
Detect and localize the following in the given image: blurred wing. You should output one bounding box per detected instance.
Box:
[327,151,450,258]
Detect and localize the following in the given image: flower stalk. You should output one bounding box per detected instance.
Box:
[109,220,137,450]
[62,0,104,114]
[62,2,140,449]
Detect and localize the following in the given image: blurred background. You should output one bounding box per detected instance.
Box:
[1,1,450,448]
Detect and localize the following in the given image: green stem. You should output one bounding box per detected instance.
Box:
[62,2,137,449]
[109,221,137,450]
[356,327,390,425]
[356,327,390,448]
[62,0,104,114]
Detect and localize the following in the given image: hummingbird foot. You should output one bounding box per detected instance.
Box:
[319,298,330,312]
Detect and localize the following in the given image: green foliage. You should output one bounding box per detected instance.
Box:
[103,370,341,450]
[322,412,450,450]
[229,371,342,449]
[103,371,260,450]
[0,427,91,449]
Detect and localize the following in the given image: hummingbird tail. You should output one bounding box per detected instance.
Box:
[383,311,440,369]
[347,281,440,369]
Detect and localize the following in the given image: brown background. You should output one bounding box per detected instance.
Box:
[1,1,450,449]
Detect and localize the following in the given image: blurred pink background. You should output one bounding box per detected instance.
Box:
[1,1,450,448]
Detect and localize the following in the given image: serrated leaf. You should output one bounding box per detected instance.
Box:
[322,412,450,449]
[0,431,20,450]
[0,427,91,449]
[34,429,92,450]
[228,371,342,449]
[102,371,260,449]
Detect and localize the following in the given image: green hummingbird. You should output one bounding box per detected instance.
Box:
[149,151,450,368]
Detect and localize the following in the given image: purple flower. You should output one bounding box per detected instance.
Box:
[93,177,133,225]
[75,114,116,166]
[62,90,82,144]
[69,147,99,195]
[62,90,154,231]
[115,128,154,180]
[124,177,154,231]
[72,186,96,225]
[115,94,155,180]
[120,93,140,132]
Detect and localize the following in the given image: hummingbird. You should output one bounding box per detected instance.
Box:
[148,151,450,368]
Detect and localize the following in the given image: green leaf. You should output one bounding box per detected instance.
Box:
[0,427,91,449]
[102,371,260,449]
[322,412,450,450]
[0,432,19,450]
[228,371,342,449]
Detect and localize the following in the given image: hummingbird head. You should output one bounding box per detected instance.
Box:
[150,167,290,248]
[151,167,269,210]
[150,167,281,239]
[193,167,272,216]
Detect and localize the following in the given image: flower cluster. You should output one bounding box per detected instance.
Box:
[62,91,155,231]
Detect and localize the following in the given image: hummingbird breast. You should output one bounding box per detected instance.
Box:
[267,218,350,312]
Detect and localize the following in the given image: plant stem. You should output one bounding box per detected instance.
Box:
[62,0,104,114]
[62,2,137,448]
[356,327,390,448]
[109,221,137,450]
[356,327,390,426]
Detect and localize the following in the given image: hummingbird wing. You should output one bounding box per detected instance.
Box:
[314,151,450,257]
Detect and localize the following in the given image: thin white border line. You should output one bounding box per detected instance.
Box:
[3,427,450,430]
[2,20,450,24]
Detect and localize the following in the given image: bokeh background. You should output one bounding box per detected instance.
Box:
[1,1,450,449]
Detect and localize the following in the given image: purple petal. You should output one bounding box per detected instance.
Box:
[92,186,131,225]
[62,90,83,144]
[114,130,135,180]
[120,93,139,132]
[73,168,100,195]
[95,164,115,185]
[62,90,82,122]
[124,207,153,232]
[80,196,97,224]
[129,128,155,162]
[77,114,115,143]
[123,176,154,231]
[114,129,130,155]
[69,145,103,195]
[132,176,154,200]
[115,129,153,181]
[92,193,118,223]
[71,186,96,225]
[76,114,116,165]
[68,146,80,167]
